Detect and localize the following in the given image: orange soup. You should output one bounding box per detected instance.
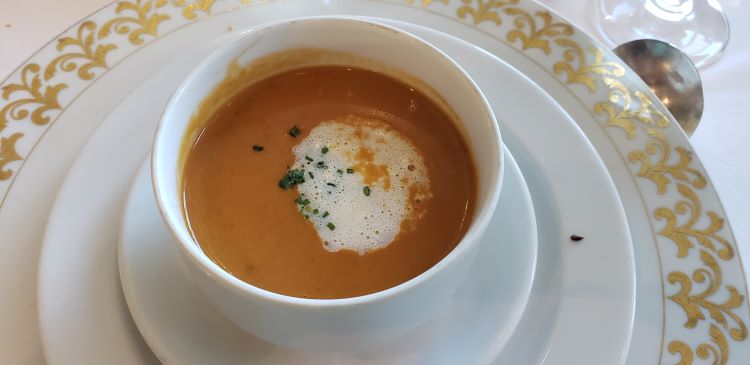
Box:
[183,65,476,299]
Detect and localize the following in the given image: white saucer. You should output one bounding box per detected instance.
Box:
[38,18,635,364]
[118,146,536,365]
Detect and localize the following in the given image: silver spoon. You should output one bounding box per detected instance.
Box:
[613,39,704,136]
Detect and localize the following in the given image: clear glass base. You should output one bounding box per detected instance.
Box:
[595,0,730,68]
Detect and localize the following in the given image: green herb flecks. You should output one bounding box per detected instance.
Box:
[252,145,264,152]
[327,222,336,231]
[363,186,371,196]
[321,146,329,154]
[289,126,301,137]
[347,168,354,174]
[315,161,327,169]
[305,155,314,162]
[322,211,329,218]
[295,195,311,206]
[326,182,336,187]
[308,172,314,179]
[336,169,343,174]
[278,168,305,189]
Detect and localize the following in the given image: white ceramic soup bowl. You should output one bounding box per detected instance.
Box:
[152,17,503,351]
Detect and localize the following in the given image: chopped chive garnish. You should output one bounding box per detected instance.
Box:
[322,211,329,218]
[278,169,305,189]
[347,168,354,174]
[321,146,329,154]
[278,176,293,189]
[294,195,310,206]
[327,222,336,230]
[315,161,327,169]
[363,186,371,196]
[290,169,305,180]
[289,126,301,137]
[326,182,336,187]
[305,215,310,219]
[313,209,319,214]
[336,169,343,174]
[252,145,264,152]
[308,172,314,179]
[305,155,313,162]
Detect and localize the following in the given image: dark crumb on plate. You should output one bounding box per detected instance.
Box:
[570,234,584,242]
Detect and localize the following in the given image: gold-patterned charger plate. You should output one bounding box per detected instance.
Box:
[0,1,746,364]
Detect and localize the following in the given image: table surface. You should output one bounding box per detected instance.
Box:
[1,0,748,355]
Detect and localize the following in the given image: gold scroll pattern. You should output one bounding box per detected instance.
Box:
[457,0,519,25]
[172,0,215,20]
[405,0,448,7]
[0,133,23,181]
[0,0,219,182]
[406,0,749,363]
[0,63,65,179]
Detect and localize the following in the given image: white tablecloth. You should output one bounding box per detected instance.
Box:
[1,0,748,308]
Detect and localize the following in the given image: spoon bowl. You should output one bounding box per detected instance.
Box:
[614,39,704,135]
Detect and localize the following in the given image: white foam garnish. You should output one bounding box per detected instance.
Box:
[292,116,431,254]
